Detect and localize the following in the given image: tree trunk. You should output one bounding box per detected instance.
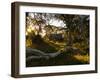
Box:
[67,31,72,46]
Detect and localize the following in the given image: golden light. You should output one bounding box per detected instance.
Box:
[26,32,28,36]
[39,29,46,38]
[31,26,35,30]
[28,25,35,31]
[27,28,31,33]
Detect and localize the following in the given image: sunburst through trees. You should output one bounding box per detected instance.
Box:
[26,12,90,67]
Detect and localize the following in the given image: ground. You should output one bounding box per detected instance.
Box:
[26,35,89,67]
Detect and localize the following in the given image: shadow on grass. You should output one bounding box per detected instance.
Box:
[26,35,89,67]
[26,52,89,67]
[31,35,57,53]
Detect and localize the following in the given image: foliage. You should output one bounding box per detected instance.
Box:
[25,12,90,67]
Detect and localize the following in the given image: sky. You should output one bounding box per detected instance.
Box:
[49,18,66,27]
[28,12,66,28]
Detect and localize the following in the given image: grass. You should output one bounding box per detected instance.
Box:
[26,50,89,67]
[73,54,89,63]
[26,35,89,67]
[31,35,57,53]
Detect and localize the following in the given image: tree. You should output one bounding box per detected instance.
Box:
[54,14,89,49]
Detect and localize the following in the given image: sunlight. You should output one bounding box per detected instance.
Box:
[49,19,66,27]
[26,25,36,33]
[40,29,46,38]
[73,54,89,63]
[27,28,31,33]
[26,32,28,36]
[26,12,90,67]
[31,26,35,30]
[27,25,33,33]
